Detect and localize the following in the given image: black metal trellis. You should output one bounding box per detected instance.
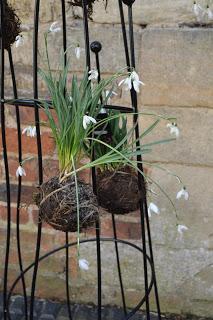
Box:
[0,0,162,319]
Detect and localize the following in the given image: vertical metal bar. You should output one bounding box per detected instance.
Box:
[81,2,101,318]
[0,1,11,319]
[61,1,73,318]
[30,0,43,318]
[111,214,127,315]
[8,48,28,320]
[118,0,131,69]
[127,4,150,320]
[91,41,128,316]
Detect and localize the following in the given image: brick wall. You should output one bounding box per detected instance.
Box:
[1,0,213,317]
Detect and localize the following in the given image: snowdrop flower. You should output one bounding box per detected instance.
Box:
[167,123,180,138]
[193,2,205,22]
[177,224,188,235]
[207,6,213,20]
[88,69,99,81]
[22,126,36,138]
[75,45,84,59]
[119,71,145,93]
[49,21,61,33]
[105,90,117,104]
[15,35,24,48]
[16,165,26,178]
[176,187,189,200]
[79,258,89,271]
[148,202,160,218]
[83,115,97,130]
[100,108,107,114]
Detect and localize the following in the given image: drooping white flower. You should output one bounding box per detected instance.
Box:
[79,258,89,271]
[176,187,189,200]
[148,202,160,218]
[49,21,61,33]
[119,71,145,93]
[22,126,37,138]
[193,2,205,22]
[16,165,26,178]
[15,35,24,48]
[166,123,180,138]
[177,224,188,235]
[99,108,107,114]
[88,69,98,81]
[83,115,97,130]
[105,90,117,104]
[74,45,84,59]
[207,6,213,20]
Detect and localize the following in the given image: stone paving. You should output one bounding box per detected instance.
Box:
[0,293,154,320]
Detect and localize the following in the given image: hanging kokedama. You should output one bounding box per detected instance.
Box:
[68,0,108,18]
[0,0,21,50]
[39,176,98,232]
[92,109,145,214]
[35,31,128,232]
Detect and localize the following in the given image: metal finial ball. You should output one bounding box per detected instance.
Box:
[122,0,135,6]
[90,41,102,53]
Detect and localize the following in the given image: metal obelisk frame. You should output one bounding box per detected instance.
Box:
[0,0,162,319]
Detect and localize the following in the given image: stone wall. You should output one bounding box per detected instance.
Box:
[0,0,213,318]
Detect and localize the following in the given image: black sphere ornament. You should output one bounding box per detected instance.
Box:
[122,0,135,6]
[90,41,102,53]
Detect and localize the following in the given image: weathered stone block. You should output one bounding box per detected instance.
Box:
[138,106,213,166]
[140,28,213,108]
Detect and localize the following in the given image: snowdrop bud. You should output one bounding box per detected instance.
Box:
[22,126,37,137]
[15,35,24,48]
[207,6,213,20]
[83,115,97,130]
[16,165,26,178]
[49,21,61,33]
[177,224,188,235]
[75,45,81,59]
[176,187,189,200]
[88,69,99,81]
[148,202,160,218]
[79,258,89,271]
[166,123,180,138]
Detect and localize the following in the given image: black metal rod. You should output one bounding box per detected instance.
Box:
[127,4,150,320]
[111,214,127,315]
[8,48,28,320]
[61,1,73,318]
[4,99,133,113]
[7,237,155,320]
[118,0,131,70]
[0,2,12,319]
[29,0,43,318]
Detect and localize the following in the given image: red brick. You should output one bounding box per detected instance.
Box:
[0,127,55,155]
[9,105,58,125]
[100,217,141,240]
[0,204,29,225]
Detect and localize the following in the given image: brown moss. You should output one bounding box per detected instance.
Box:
[37,176,99,232]
[1,0,21,50]
[68,0,108,19]
[97,166,146,214]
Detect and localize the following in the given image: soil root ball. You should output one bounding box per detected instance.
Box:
[1,1,21,50]
[97,166,145,214]
[38,176,99,232]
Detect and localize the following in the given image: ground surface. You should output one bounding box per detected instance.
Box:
[0,294,210,320]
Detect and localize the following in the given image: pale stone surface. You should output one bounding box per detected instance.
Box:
[138,106,213,167]
[140,28,213,108]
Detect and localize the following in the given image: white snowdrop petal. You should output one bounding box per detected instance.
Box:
[177,224,188,234]
[79,258,89,271]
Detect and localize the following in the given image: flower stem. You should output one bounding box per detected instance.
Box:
[71,156,80,259]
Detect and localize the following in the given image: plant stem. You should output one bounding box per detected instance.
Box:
[71,156,80,259]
